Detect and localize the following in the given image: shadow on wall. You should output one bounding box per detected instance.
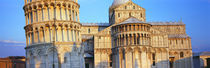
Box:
[150,57,193,68]
[27,43,85,68]
[94,57,193,68]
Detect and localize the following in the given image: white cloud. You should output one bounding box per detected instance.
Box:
[0,40,25,44]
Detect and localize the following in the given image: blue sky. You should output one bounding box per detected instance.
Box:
[0,0,209,57]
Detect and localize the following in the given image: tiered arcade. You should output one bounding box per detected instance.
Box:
[23,0,85,68]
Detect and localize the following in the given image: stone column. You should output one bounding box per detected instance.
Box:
[71,29,74,42]
[39,28,43,43]
[66,8,69,21]
[66,28,69,41]
[37,7,42,22]
[74,9,76,21]
[141,50,147,68]
[43,6,47,21]
[61,6,66,20]
[132,51,135,68]
[28,11,31,24]
[50,27,53,42]
[25,13,28,25]
[45,27,50,43]
[75,30,78,42]
[78,31,81,42]
[136,50,141,68]
[57,26,62,42]
[72,29,75,42]
[56,5,60,20]
[33,29,37,43]
[63,27,68,42]
[77,8,80,22]
[50,5,54,20]
[30,32,32,44]
[26,33,29,46]
[147,52,151,68]
[69,28,72,41]
[64,7,67,20]
[135,33,138,45]
[54,27,58,42]
[61,27,64,41]
[32,8,35,23]
[70,5,73,21]
[127,34,130,45]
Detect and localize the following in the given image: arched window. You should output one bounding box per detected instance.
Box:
[180,52,184,58]
[129,13,132,17]
[140,13,143,17]
[118,13,120,17]
[133,6,135,9]
[88,28,90,33]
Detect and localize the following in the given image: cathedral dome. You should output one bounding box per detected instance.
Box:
[111,0,130,8]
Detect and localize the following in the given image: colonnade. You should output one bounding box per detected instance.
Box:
[25,0,78,4]
[112,23,151,47]
[24,1,80,25]
[25,22,81,46]
[112,24,150,34]
[113,33,150,47]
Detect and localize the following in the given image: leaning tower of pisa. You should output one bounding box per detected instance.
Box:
[23,0,84,68]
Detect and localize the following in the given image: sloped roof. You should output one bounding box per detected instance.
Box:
[81,23,110,27]
[149,22,185,25]
[116,17,145,26]
[168,34,189,38]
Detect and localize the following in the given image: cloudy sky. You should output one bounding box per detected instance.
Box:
[0,0,209,57]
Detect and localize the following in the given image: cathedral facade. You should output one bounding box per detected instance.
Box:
[23,0,193,68]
